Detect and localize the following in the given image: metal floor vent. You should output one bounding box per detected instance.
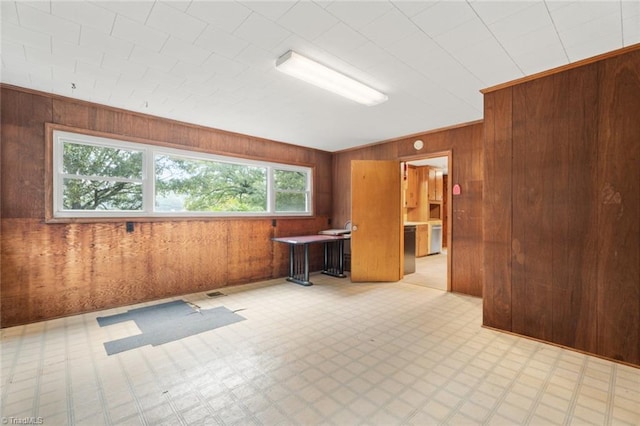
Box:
[206,291,226,298]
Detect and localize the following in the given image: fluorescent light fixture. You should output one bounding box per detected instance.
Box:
[276,50,388,106]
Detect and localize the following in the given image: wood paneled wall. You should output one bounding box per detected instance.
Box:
[483,46,640,366]
[332,121,484,297]
[1,86,332,327]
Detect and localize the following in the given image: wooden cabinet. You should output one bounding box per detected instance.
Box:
[405,166,418,208]
[416,224,428,257]
[427,168,444,201]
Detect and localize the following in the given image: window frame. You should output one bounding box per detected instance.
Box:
[48,127,314,220]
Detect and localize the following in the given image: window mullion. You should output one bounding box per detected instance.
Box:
[267,166,274,213]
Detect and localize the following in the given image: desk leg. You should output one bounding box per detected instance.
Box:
[321,240,347,278]
[303,244,310,283]
[286,243,313,286]
[289,244,294,279]
[338,239,345,276]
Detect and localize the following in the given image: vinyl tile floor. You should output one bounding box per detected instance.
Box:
[1,272,639,426]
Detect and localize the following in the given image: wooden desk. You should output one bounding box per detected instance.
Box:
[272,234,349,286]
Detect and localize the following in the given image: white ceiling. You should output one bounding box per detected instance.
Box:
[2,1,639,152]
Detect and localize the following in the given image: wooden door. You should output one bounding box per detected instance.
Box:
[351,160,403,282]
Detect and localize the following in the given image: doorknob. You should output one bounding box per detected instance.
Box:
[352,225,358,231]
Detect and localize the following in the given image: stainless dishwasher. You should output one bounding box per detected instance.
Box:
[404,225,416,274]
[428,223,442,254]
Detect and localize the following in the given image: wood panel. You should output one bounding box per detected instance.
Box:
[1,85,333,327]
[227,220,274,284]
[1,89,52,218]
[482,45,640,366]
[511,75,564,341]
[551,64,599,353]
[449,127,484,297]
[596,51,640,364]
[482,89,513,330]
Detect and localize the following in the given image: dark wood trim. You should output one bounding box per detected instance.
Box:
[334,119,484,154]
[481,325,640,370]
[481,43,640,94]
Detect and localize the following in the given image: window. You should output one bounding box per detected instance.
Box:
[52,130,313,218]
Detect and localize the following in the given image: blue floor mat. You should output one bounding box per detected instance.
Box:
[97,300,245,355]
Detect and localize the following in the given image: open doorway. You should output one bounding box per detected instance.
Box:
[402,153,450,292]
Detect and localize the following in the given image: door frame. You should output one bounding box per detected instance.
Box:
[400,150,452,292]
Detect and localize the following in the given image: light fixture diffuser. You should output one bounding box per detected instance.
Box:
[275,50,388,106]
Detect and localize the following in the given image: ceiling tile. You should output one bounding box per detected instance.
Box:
[314,22,368,57]
[111,15,168,52]
[25,45,75,71]
[276,2,339,40]
[489,2,552,41]
[391,1,436,18]
[360,8,416,48]
[234,44,275,69]
[11,56,52,82]
[325,1,393,31]
[92,1,154,23]
[170,62,216,85]
[79,26,134,58]
[549,1,620,32]
[622,0,640,44]
[385,31,441,72]
[186,1,252,33]
[76,60,121,82]
[161,37,211,66]
[160,1,190,13]
[501,25,562,57]
[241,1,295,21]
[1,21,51,51]
[16,2,81,44]
[1,39,26,62]
[434,16,494,53]
[129,45,179,72]
[512,44,570,75]
[52,39,104,67]
[0,67,31,87]
[101,53,147,79]
[1,1,19,24]
[453,38,523,86]
[233,13,291,51]
[563,33,623,63]
[117,74,159,93]
[559,13,622,61]
[51,1,116,34]
[143,68,185,90]
[469,1,538,25]
[19,0,50,13]
[623,12,640,45]
[145,2,207,43]
[201,53,247,78]
[347,41,391,71]
[411,1,477,38]
[194,27,249,59]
